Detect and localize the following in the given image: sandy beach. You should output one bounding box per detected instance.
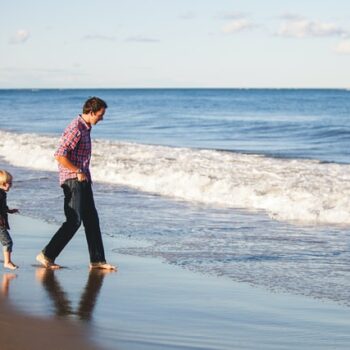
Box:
[1,214,350,350]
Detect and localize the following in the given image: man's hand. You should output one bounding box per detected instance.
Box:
[55,156,87,181]
[77,172,88,182]
[8,208,19,214]
[55,156,88,182]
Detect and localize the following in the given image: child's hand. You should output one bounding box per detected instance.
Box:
[8,209,19,214]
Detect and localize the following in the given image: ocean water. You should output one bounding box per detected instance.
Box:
[0,89,350,305]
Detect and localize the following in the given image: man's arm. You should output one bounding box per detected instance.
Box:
[55,155,87,182]
[55,124,87,182]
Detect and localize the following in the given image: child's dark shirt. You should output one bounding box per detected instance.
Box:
[0,189,10,229]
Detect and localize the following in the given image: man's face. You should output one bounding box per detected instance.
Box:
[90,108,106,125]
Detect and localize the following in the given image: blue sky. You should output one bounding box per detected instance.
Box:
[1,0,350,88]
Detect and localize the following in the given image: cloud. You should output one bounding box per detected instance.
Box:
[277,18,348,38]
[222,19,255,34]
[83,35,117,41]
[219,12,256,34]
[125,36,160,43]
[334,40,350,54]
[9,29,30,44]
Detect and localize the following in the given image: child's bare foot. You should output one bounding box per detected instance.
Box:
[4,261,18,270]
[36,252,61,270]
[89,262,117,270]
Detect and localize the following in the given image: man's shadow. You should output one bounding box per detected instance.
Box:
[35,268,112,321]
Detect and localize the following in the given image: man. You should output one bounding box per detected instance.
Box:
[36,97,116,270]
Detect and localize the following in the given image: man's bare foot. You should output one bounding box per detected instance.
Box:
[36,252,61,270]
[89,268,114,277]
[4,262,18,270]
[89,262,117,270]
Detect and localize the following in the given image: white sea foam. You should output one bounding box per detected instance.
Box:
[1,129,350,225]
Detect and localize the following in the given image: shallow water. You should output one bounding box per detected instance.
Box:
[2,160,349,307]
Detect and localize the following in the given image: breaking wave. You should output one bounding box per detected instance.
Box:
[1,129,349,225]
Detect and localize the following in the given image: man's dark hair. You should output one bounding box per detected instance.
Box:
[83,97,108,114]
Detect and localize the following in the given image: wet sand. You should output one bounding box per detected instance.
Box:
[1,214,350,350]
[0,301,98,350]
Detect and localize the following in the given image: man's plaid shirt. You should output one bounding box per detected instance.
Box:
[55,115,92,185]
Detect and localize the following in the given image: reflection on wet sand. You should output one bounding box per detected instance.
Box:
[35,268,113,321]
[1,273,17,298]
[0,271,101,350]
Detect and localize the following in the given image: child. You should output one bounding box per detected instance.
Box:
[0,170,19,270]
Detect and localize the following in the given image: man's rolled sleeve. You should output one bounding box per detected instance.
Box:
[55,127,81,157]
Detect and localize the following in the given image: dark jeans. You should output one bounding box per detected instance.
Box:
[43,179,106,263]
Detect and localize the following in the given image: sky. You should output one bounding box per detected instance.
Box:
[1,0,350,88]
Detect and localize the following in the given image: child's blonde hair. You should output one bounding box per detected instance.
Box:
[0,170,13,185]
